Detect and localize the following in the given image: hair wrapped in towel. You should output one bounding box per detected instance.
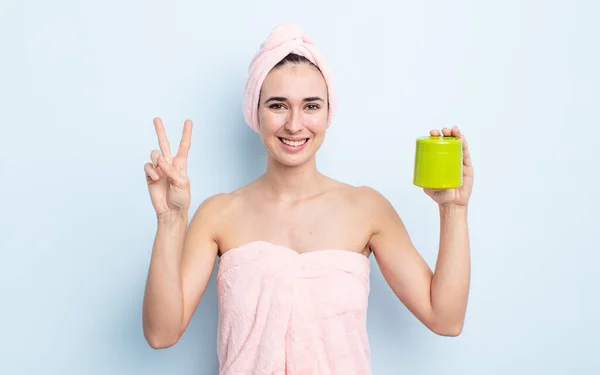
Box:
[242,23,336,133]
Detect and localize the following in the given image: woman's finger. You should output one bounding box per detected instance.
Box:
[150,149,161,167]
[177,119,193,159]
[430,129,441,136]
[451,125,461,138]
[461,135,473,168]
[441,127,452,136]
[144,163,160,181]
[153,118,173,162]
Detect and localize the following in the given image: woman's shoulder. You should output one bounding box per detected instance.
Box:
[324,179,393,214]
[194,190,244,215]
[326,178,386,201]
[191,180,259,219]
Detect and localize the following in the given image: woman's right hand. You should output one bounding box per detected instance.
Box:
[144,117,193,219]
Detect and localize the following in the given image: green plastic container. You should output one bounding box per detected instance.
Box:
[413,136,463,189]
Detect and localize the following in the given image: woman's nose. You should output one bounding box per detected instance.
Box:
[284,110,304,133]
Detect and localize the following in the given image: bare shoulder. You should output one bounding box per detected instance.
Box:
[192,192,235,219]
[337,184,395,215]
[187,182,259,247]
[323,180,399,233]
[188,192,240,237]
[191,181,256,218]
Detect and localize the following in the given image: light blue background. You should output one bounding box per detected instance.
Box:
[1,0,598,374]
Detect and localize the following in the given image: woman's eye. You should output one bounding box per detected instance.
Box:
[268,103,319,110]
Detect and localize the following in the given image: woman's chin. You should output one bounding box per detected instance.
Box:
[267,148,313,167]
[274,153,311,167]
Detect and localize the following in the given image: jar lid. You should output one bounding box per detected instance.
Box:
[416,136,462,152]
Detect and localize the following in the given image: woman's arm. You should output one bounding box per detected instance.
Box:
[368,126,472,336]
[431,204,470,334]
[367,190,471,336]
[142,194,224,349]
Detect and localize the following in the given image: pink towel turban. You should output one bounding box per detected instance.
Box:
[242,23,336,133]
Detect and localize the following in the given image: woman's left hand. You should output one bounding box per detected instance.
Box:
[423,126,474,208]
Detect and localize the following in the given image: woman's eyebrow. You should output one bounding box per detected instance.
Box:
[264,96,287,103]
[303,97,324,102]
[264,96,325,104]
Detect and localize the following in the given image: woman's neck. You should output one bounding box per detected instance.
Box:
[260,156,327,202]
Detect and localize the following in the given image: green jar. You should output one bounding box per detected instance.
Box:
[413,136,463,189]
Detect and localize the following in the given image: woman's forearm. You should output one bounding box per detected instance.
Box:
[142,212,188,348]
[430,204,471,335]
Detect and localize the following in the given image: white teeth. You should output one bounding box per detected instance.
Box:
[281,138,307,147]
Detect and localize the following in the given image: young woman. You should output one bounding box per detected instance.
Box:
[142,23,473,375]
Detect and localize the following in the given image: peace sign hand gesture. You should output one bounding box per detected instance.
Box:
[144,118,193,219]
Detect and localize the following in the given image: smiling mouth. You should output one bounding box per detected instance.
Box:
[279,137,308,147]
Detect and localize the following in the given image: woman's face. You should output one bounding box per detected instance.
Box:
[258,62,329,167]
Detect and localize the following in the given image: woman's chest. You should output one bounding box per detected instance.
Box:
[219,197,373,255]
